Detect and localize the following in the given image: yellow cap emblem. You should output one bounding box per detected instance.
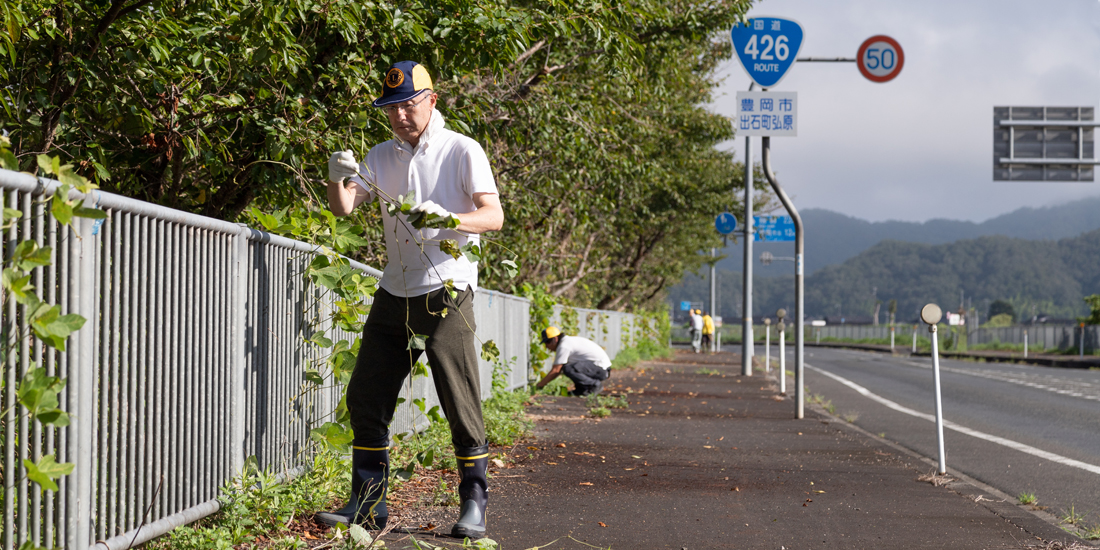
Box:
[385,68,405,88]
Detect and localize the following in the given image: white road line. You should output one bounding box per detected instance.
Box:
[806,363,1100,477]
[894,358,1100,402]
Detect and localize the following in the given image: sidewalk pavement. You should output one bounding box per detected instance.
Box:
[388,350,1092,549]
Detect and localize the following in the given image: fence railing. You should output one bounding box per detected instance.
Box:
[0,168,546,549]
[966,324,1097,353]
[692,322,1097,354]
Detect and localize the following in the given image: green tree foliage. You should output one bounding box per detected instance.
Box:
[1084,295,1100,325]
[2,0,753,311]
[988,299,1015,321]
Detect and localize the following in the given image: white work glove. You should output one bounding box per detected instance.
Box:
[411,200,451,218]
[327,150,359,183]
[407,200,460,229]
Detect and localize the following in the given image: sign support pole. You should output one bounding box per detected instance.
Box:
[742,132,754,376]
[762,136,804,418]
[709,247,717,352]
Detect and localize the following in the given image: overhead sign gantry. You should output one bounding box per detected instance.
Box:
[993,106,1096,181]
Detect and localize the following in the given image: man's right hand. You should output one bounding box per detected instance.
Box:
[327,150,359,183]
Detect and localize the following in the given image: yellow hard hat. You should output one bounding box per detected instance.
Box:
[541,326,562,343]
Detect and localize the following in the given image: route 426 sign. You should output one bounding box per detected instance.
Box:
[730,17,805,88]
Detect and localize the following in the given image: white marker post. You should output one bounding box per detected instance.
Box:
[1024,329,1028,358]
[764,318,772,372]
[1080,323,1086,359]
[912,325,918,353]
[777,309,787,395]
[921,304,947,475]
[890,325,895,351]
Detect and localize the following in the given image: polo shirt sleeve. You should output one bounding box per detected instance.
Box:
[349,155,377,202]
[461,140,498,197]
[553,345,568,366]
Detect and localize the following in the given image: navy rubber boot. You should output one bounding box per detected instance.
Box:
[316,441,389,529]
[451,444,489,539]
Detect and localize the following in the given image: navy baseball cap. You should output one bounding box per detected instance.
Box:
[372,61,434,107]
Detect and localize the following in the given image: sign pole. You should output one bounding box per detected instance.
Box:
[742,131,754,376]
[762,136,804,418]
[710,247,717,352]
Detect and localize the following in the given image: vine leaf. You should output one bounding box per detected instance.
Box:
[481,340,500,363]
[308,332,333,348]
[460,242,482,263]
[500,259,519,278]
[310,421,353,451]
[22,454,73,492]
[440,239,461,260]
[349,525,373,545]
[17,366,70,427]
[303,368,325,385]
[407,333,428,350]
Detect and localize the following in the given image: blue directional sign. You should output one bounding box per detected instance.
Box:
[715,212,738,235]
[753,215,796,242]
[730,17,805,88]
[680,301,692,311]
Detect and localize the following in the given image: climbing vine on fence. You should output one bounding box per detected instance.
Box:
[1,136,105,497]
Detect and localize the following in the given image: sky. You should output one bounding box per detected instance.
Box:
[708,0,1100,223]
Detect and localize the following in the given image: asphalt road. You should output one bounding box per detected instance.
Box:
[797,345,1100,525]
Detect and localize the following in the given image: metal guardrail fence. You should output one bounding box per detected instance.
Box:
[807,324,920,342]
[0,168,551,549]
[968,325,1097,353]
[693,322,1097,353]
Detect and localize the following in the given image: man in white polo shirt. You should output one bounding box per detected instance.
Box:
[320,60,502,539]
[535,326,612,396]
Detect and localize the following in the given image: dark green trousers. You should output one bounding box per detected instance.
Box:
[346,286,486,449]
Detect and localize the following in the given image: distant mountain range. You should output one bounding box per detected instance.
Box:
[714,195,1100,277]
[671,228,1100,322]
[673,196,1100,322]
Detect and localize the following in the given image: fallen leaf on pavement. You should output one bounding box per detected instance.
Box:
[814,490,825,494]
[556,443,567,448]
[598,522,607,527]
[579,482,593,486]
[732,487,740,492]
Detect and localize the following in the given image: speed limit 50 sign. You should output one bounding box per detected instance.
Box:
[857,35,904,83]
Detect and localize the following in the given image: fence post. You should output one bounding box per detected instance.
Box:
[230,228,248,475]
[65,212,96,547]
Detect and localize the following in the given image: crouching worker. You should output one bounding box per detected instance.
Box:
[316,60,503,539]
[535,327,612,396]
